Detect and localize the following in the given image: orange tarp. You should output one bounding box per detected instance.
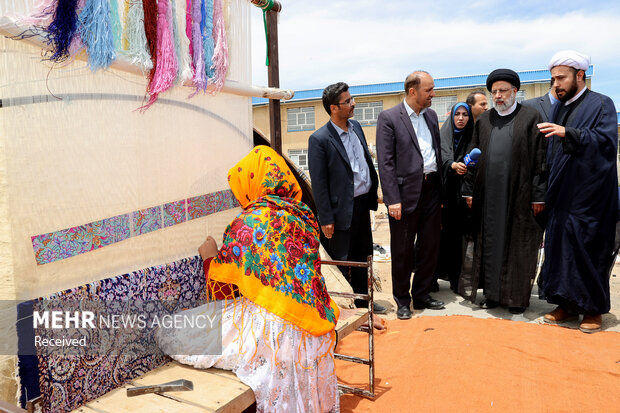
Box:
[336,315,620,412]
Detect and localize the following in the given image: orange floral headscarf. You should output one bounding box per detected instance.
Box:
[208,146,339,336]
[227,145,302,208]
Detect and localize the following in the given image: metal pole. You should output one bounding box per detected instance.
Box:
[266,8,282,155]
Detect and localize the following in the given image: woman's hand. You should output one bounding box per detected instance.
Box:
[198,236,218,261]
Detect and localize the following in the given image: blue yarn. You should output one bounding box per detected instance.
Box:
[201,0,215,79]
[79,0,117,71]
[46,0,80,62]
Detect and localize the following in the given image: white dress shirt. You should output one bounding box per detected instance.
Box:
[403,99,437,173]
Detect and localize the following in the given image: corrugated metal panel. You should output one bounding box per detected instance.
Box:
[252,66,594,106]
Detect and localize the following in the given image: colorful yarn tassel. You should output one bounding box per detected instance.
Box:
[45,0,80,62]
[121,0,130,50]
[141,0,179,110]
[142,0,159,84]
[78,0,117,70]
[124,0,153,70]
[210,0,228,90]
[186,0,195,69]
[108,0,122,51]
[171,0,193,83]
[190,0,206,94]
[201,0,215,80]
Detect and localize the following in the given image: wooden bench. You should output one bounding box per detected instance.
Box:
[69,361,254,413]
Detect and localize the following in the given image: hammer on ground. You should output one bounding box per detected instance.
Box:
[126,379,194,397]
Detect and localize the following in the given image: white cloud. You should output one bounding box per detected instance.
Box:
[250,7,620,106]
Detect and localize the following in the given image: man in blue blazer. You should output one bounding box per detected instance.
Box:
[308,82,385,313]
[376,71,444,319]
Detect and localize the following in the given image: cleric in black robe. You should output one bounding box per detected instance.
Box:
[537,51,618,333]
[461,69,547,313]
[436,102,474,292]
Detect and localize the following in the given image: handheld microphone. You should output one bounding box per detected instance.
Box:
[464,148,481,166]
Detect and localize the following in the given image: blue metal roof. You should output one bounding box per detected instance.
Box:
[253,66,594,106]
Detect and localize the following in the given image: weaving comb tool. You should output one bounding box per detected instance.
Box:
[126,379,194,397]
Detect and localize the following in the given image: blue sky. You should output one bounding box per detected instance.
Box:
[251,1,620,111]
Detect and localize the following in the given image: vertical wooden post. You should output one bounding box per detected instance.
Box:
[266,9,282,155]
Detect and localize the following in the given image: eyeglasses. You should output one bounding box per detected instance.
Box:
[491,88,512,96]
[336,97,355,106]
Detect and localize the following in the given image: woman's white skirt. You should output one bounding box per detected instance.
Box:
[157,298,340,413]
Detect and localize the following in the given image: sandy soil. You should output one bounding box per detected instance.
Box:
[369,204,620,332]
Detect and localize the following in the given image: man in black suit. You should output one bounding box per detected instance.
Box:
[376,71,445,319]
[308,82,385,313]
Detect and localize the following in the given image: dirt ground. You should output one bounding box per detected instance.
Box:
[368,204,620,332]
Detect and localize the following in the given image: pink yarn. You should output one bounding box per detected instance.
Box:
[142,0,179,110]
[20,0,57,25]
[185,0,195,68]
[190,0,206,94]
[210,0,228,91]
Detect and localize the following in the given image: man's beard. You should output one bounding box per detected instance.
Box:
[494,91,516,112]
[556,78,579,102]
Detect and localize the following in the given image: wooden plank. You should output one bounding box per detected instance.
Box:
[72,383,206,413]
[336,309,369,339]
[0,400,27,413]
[130,361,255,413]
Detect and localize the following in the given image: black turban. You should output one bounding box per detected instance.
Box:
[486,68,520,92]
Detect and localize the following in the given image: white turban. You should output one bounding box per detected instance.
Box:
[548,50,590,71]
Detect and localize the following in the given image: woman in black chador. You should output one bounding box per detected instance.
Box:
[435,102,474,292]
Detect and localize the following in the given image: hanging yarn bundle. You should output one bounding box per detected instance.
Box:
[201,0,215,80]
[171,0,193,83]
[210,0,228,91]
[108,0,122,51]
[185,0,195,70]
[123,0,153,70]
[190,0,207,94]
[141,0,179,110]
[187,0,228,95]
[45,0,80,62]
[13,0,230,109]
[142,0,159,85]
[78,0,117,70]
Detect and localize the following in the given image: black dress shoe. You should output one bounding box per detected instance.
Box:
[509,306,526,314]
[480,299,499,309]
[373,302,388,314]
[396,305,412,320]
[413,297,445,310]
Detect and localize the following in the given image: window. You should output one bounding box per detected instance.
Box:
[288,149,309,171]
[431,96,457,122]
[287,107,315,132]
[354,101,383,126]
